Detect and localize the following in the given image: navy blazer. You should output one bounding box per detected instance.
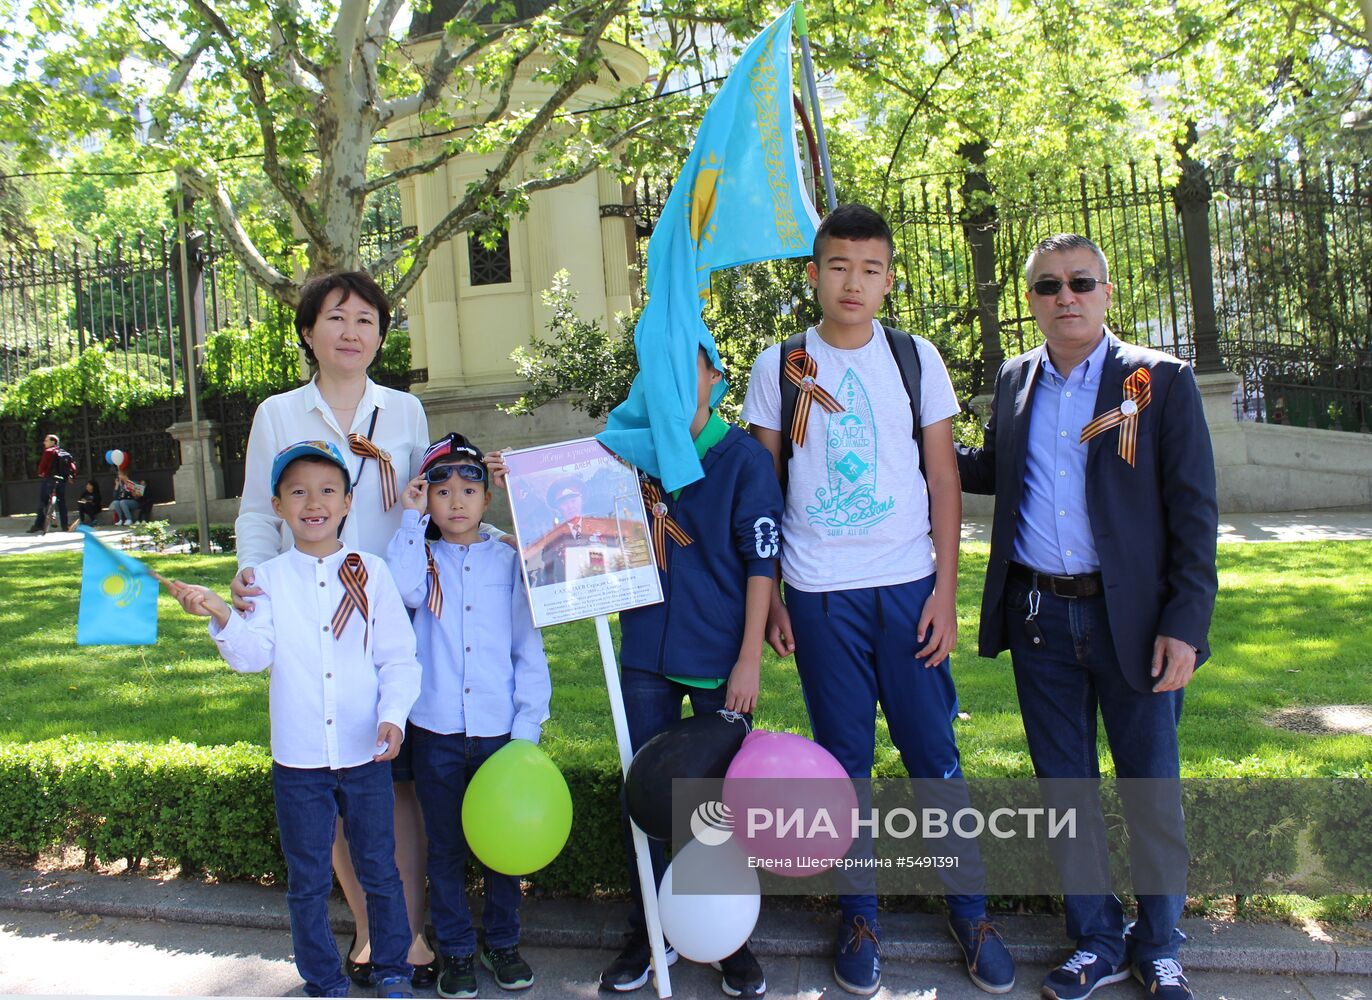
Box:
[957,332,1219,693]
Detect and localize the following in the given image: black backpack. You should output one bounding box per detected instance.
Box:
[54,448,77,481]
[777,324,924,493]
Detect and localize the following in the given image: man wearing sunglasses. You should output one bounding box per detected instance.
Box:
[957,234,1218,1000]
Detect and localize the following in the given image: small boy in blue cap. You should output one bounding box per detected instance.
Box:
[384,432,551,999]
[169,440,421,999]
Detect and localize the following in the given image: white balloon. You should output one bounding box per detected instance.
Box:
[109,449,125,466]
[657,838,761,963]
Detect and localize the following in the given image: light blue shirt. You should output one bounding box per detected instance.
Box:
[385,510,550,742]
[1012,334,1110,575]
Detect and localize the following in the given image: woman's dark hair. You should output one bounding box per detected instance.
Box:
[294,271,393,367]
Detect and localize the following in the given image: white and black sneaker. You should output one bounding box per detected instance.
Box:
[711,943,766,997]
[599,931,678,992]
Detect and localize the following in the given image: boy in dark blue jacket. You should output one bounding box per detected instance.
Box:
[599,348,782,999]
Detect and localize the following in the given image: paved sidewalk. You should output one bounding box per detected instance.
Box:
[5,507,1372,558]
[1,865,1368,998]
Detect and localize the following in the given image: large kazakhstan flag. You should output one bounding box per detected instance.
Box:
[76,525,159,645]
[598,5,820,492]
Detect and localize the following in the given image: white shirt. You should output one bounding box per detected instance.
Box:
[386,511,551,742]
[209,546,421,770]
[741,322,960,592]
[236,376,430,570]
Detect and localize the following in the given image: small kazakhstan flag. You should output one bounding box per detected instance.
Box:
[76,525,159,645]
[598,4,820,492]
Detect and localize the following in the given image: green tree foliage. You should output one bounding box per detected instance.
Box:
[0,342,176,427]
[1,0,695,307]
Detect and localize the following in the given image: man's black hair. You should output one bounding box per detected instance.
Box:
[295,270,393,367]
[813,204,896,263]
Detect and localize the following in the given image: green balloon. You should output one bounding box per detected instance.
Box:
[461,739,573,875]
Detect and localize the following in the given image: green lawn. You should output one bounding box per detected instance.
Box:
[2,542,1369,777]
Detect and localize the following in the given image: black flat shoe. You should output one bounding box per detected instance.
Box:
[411,940,439,990]
[346,933,374,987]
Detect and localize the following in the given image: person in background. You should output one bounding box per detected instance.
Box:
[77,478,104,526]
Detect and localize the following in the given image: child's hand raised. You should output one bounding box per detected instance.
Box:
[167,578,232,628]
[484,449,511,490]
[400,475,428,514]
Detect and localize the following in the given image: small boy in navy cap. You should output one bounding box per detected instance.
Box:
[169,440,421,1000]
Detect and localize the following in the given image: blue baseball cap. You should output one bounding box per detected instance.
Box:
[270,440,352,494]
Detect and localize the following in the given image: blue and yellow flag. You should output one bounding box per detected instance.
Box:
[598,5,820,492]
[76,525,159,645]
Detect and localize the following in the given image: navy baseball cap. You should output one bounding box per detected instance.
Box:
[270,440,352,494]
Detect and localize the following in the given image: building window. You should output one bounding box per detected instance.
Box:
[468,230,512,286]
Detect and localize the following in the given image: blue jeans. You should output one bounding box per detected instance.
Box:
[1004,576,1187,966]
[618,667,733,934]
[272,760,411,997]
[786,576,987,925]
[111,498,139,523]
[410,727,521,955]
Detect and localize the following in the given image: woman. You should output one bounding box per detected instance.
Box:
[77,478,104,526]
[110,471,142,525]
[231,271,438,986]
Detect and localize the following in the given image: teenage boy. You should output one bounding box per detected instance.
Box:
[385,433,551,999]
[599,348,782,999]
[741,204,1015,996]
[168,440,420,1000]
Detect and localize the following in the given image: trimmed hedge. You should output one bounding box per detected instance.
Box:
[0,737,628,892]
[0,739,1363,902]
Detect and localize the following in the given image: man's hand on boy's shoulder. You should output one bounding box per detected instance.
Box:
[725,658,760,715]
[915,586,957,667]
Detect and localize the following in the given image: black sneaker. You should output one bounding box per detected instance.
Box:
[437,953,477,999]
[599,931,678,992]
[711,943,766,997]
[481,944,534,991]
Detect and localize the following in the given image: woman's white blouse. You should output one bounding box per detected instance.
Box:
[235,376,430,570]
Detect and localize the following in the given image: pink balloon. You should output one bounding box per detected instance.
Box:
[721,730,858,877]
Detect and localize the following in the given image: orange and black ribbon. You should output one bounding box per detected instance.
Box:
[347,433,399,511]
[332,553,369,646]
[641,480,693,567]
[1079,368,1152,467]
[783,348,844,447]
[424,544,443,619]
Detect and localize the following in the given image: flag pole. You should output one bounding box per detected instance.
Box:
[796,1,837,211]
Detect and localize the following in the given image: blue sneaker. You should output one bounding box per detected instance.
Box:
[375,974,414,999]
[833,915,881,996]
[947,916,1015,994]
[1041,950,1130,1000]
[1133,957,1193,999]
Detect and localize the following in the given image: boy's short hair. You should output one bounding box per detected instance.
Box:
[294,271,392,366]
[270,440,353,496]
[813,204,895,264]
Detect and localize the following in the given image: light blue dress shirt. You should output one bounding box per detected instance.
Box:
[385,510,550,742]
[1012,334,1110,576]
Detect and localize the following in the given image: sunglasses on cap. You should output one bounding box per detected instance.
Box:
[424,463,487,485]
[1030,276,1108,296]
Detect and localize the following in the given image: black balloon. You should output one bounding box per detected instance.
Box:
[626,710,751,840]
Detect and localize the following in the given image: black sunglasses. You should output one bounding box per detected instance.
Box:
[424,463,487,484]
[1030,276,1108,296]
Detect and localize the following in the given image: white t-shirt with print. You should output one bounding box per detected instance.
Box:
[741,321,960,592]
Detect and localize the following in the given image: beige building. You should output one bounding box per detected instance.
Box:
[389,29,650,458]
